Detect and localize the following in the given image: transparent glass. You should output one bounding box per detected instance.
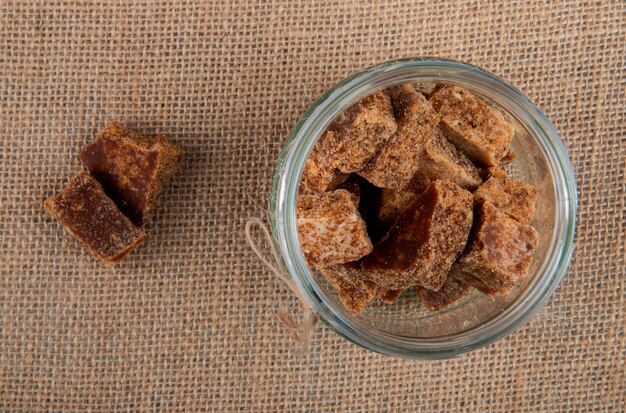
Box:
[270,58,577,359]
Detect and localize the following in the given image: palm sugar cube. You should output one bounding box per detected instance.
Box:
[429,85,514,167]
[380,165,446,221]
[300,91,395,192]
[473,170,537,224]
[377,188,420,228]
[362,180,473,290]
[318,263,378,316]
[320,91,397,173]
[375,172,434,229]
[375,128,481,227]
[300,146,348,193]
[44,172,146,265]
[416,128,482,191]
[455,202,539,294]
[297,189,373,266]
[359,85,440,190]
[80,122,183,226]
[418,276,470,311]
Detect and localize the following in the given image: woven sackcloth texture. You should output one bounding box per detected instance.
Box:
[0,0,624,411]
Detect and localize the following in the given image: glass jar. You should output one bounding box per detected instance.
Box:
[270,57,577,359]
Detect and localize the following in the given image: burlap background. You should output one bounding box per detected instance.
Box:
[0,1,624,411]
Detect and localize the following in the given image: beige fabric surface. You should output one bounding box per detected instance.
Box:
[0,1,624,411]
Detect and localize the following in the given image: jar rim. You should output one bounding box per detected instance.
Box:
[270,57,577,359]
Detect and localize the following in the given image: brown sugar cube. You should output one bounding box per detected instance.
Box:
[300,91,395,192]
[375,170,434,229]
[320,91,397,173]
[44,172,146,265]
[377,188,420,228]
[318,263,378,316]
[377,157,475,230]
[455,202,539,294]
[378,288,405,304]
[429,85,514,167]
[415,128,482,191]
[300,146,348,193]
[473,171,538,224]
[362,180,473,290]
[297,189,373,266]
[377,131,480,224]
[359,85,440,190]
[318,90,396,174]
[418,276,470,311]
[403,172,433,195]
[80,122,183,226]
